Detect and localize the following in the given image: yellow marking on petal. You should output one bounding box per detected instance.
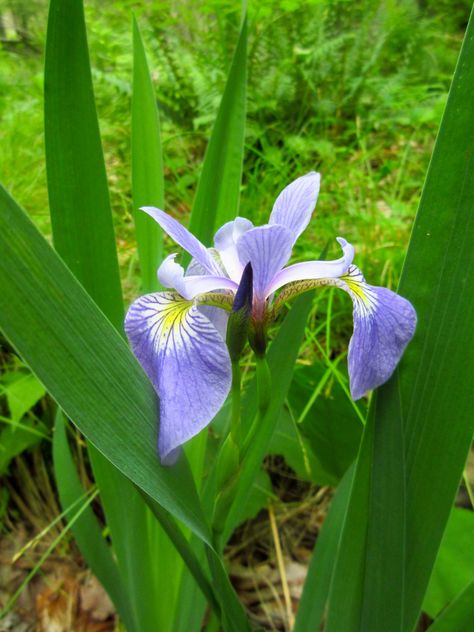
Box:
[340,274,371,305]
[156,294,193,347]
[195,291,234,311]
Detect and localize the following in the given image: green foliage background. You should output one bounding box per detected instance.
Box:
[1,2,473,629]
[0,0,469,305]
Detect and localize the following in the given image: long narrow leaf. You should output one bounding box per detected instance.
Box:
[188,16,247,245]
[132,15,164,293]
[0,185,210,544]
[174,17,248,627]
[130,17,185,632]
[44,0,123,329]
[324,9,474,630]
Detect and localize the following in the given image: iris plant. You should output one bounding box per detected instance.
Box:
[125,173,416,463]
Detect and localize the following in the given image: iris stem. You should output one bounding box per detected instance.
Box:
[230,361,242,449]
[255,354,272,418]
[242,353,272,456]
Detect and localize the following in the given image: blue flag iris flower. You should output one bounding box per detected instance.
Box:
[125,173,416,463]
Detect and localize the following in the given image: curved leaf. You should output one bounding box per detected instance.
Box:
[0,186,211,545]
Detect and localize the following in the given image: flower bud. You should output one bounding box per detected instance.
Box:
[226,262,253,362]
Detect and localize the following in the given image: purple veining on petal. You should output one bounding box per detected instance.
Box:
[236,224,294,302]
[124,292,232,463]
[214,217,254,282]
[185,257,229,338]
[267,237,354,295]
[346,283,417,399]
[141,206,222,276]
[269,172,320,241]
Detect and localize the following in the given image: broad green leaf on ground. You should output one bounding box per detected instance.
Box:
[0,368,47,473]
[53,412,134,630]
[0,186,210,545]
[132,15,164,293]
[44,0,123,330]
[0,425,44,475]
[269,408,332,484]
[286,363,363,484]
[324,10,474,631]
[428,579,474,632]
[188,15,247,246]
[423,507,474,618]
[2,372,46,423]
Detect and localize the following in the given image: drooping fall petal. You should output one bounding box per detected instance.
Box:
[124,292,232,463]
[340,265,417,399]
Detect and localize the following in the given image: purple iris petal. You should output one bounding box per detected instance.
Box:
[269,172,320,241]
[141,206,222,276]
[185,258,229,339]
[158,254,238,300]
[344,271,417,399]
[124,292,232,463]
[214,217,254,282]
[267,237,354,295]
[236,224,294,301]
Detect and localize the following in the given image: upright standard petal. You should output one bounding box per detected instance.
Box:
[269,172,321,240]
[236,224,294,302]
[340,265,417,399]
[125,292,232,463]
[141,206,222,276]
[214,217,253,282]
[158,254,238,300]
[267,237,354,295]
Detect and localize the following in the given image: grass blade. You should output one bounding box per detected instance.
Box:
[132,15,164,293]
[0,185,210,544]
